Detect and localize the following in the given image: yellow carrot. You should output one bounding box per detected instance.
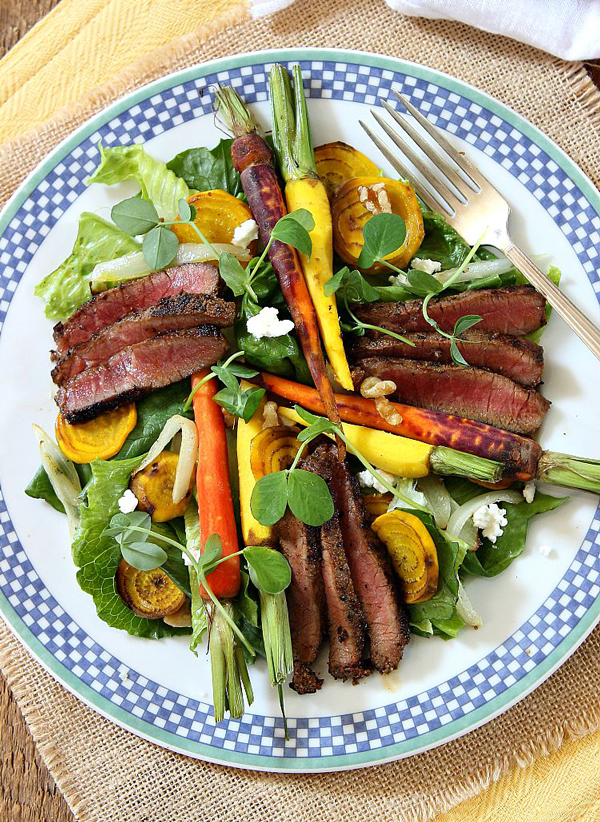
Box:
[269,64,354,391]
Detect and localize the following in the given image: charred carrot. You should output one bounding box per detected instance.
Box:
[214,87,343,440]
[260,371,541,481]
[192,369,240,600]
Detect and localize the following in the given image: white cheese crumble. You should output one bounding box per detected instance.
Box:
[183,547,201,568]
[523,482,536,503]
[358,185,369,203]
[410,257,442,275]
[538,544,553,557]
[117,489,138,514]
[232,218,258,250]
[358,469,397,495]
[472,503,508,544]
[246,306,294,340]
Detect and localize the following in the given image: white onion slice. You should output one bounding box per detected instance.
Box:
[89,242,252,291]
[456,581,483,628]
[418,476,452,529]
[135,415,198,504]
[33,425,82,536]
[446,490,523,546]
[435,253,551,286]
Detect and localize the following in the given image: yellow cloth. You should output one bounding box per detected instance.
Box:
[0,2,598,819]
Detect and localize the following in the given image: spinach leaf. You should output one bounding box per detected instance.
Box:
[418,210,495,269]
[116,380,192,459]
[167,139,242,197]
[26,462,92,514]
[34,213,139,321]
[73,457,188,638]
[462,491,567,577]
[404,511,466,625]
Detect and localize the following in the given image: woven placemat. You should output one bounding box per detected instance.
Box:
[1,1,600,820]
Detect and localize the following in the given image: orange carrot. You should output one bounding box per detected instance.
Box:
[192,369,240,599]
[260,372,541,482]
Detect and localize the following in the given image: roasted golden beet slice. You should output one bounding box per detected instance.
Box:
[371,510,439,604]
[116,559,186,618]
[130,450,193,522]
[56,403,137,463]
[331,176,424,273]
[314,141,380,198]
[170,190,256,250]
[250,425,301,481]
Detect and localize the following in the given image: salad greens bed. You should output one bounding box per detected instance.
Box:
[28,135,566,651]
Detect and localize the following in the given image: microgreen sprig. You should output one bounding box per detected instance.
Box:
[106,512,292,653]
[182,349,263,418]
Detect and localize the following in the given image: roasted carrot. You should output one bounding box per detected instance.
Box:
[191,369,240,600]
[260,372,541,482]
[214,86,343,440]
[269,64,354,391]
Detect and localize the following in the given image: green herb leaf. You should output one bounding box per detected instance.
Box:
[142,226,178,270]
[221,362,259,379]
[356,213,406,269]
[244,546,292,594]
[271,211,314,258]
[166,139,243,197]
[213,384,266,423]
[287,469,334,526]
[453,314,483,337]
[250,472,289,526]
[328,267,380,304]
[198,532,223,575]
[121,540,168,571]
[177,197,193,222]
[219,252,249,296]
[323,269,346,297]
[405,268,444,297]
[111,197,159,236]
[449,339,469,367]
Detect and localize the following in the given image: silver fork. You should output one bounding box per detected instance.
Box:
[360,91,600,361]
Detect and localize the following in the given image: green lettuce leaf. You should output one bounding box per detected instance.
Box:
[34,213,139,321]
[462,491,567,577]
[73,456,187,638]
[87,144,191,220]
[116,380,192,459]
[167,139,242,197]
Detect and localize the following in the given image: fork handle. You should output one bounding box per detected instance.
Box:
[503,242,600,361]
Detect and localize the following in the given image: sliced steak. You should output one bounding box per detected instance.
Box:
[52,293,235,385]
[354,286,546,337]
[277,511,326,694]
[56,326,227,423]
[52,263,219,357]
[330,459,410,674]
[350,331,544,387]
[357,357,550,435]
[303,446,370,682]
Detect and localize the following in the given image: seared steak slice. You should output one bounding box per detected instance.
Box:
[350,331,544,387]
[52,263,219,357]
[303,446,370,682]
[56,326,227,423]
[277,511,326,694]
[357,357,550,435]
[354,286,546,337]
[330,459,410,674]
[52,294,235,385]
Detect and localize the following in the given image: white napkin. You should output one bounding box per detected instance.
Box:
[249,0,600,61]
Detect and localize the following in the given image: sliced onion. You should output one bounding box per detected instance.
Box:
[436,253,551,286]
[89,242,252,291]
[33,425,82,536]
[456,581,483,628]
[418,476,452,529]
[135,415,198,504]
[446,490,523,546]
[387,478,428,512]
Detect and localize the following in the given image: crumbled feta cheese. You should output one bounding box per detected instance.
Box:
[358,469,397,494]
[523,482,536,503]
[472,503,508,544]
[538,544,553,557]
[246,306,294,340]
[117,489,138,514]
[358,185,369,203]
[232,219,258,250]
[364,200,378,214]
[410,257,442,275]
[183,547,201,567]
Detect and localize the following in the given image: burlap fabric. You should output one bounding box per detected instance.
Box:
[1,1,600,820]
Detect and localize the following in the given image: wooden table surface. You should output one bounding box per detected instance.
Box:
[0,2,599,820]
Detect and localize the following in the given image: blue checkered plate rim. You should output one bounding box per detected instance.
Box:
[1,48,599,772]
